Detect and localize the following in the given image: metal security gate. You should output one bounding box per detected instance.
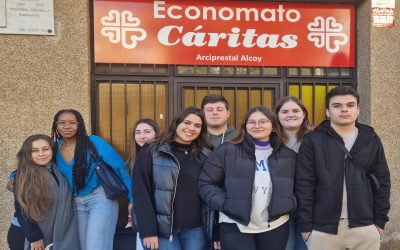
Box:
[178,81,280,129]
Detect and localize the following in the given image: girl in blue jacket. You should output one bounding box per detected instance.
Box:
[51,109,132,250]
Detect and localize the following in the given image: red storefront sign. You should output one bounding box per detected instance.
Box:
[94,0,355,67]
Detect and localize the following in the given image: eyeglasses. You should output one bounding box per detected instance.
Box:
[246,119,270,127]
[56,121,79,127]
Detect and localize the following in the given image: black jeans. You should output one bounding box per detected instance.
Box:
[7,224,25,250]
[220,222,289,250]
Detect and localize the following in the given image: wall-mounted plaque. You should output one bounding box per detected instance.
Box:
[0,0,54,35]
[0,0,5,27]
[372,0,396,28]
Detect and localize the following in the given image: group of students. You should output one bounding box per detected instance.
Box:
[6,85,390,250]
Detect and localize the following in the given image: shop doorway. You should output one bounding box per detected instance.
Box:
[93,64,355,158]
[177,81,280,129]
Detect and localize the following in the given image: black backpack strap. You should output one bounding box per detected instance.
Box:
[332,138,380,189]
[332,138,352,160]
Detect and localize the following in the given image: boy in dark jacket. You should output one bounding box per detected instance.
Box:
[295,86,390,250]
[201,95,238,249]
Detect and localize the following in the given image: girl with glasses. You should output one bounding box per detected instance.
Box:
[199,106,297,250]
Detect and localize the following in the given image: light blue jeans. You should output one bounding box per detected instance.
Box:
[75,186,118,250]
[142,226,207,250]
[137,232,144,250]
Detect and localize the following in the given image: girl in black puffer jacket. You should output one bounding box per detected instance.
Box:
[199,106,297,250]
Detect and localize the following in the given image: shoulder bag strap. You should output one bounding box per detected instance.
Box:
[332,137,380,188]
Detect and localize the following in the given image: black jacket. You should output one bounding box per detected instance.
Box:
[132,143,211,239]
[198,134,297,226]
[295,120,391,234]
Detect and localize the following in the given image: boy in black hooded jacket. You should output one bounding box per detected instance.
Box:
[295,86,390,250]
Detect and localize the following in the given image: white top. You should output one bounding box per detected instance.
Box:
[219,142,288,233]
[286,134,301,153]
[340,128,359,219]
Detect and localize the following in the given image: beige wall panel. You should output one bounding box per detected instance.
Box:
[370,4,400,250]
[358,1,400,249]
[0,0,90,247]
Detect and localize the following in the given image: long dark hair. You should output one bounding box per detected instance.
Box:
[157,107,212,158]
[51,109,95,193]
[231,106,282,144]
[126,118,161,173]
[15,134,55,222]
[275,96,313,144]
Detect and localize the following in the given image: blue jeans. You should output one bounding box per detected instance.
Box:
[75,186,118,250]
[137,232,144,250]
[142,226,207,250]
[285,215,307,250]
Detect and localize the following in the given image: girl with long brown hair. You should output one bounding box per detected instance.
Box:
[132,107,212,250]
[14,134,79,250]
[275,96,312,250]
[126,118,161,174]
[275,96,312,153]
[125,118,161,250]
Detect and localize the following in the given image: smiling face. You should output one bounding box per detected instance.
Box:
[174,114,202,144]
[246,111,273,142]
[135,123,157,147]
[278,101,306,133]
[326,94,359,127]
[31,139,53,166]
[56,112,79,139]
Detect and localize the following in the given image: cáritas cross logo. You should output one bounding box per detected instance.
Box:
[307,16,349,53]
[100,10,147,49]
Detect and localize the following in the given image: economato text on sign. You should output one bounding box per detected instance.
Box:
[94,0,355,67]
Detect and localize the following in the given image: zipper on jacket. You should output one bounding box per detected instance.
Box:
[266,155,274,215]
[250,153,257,223]
[166,151,181,242]
[338,158,347,227]
[343,158,350,227]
